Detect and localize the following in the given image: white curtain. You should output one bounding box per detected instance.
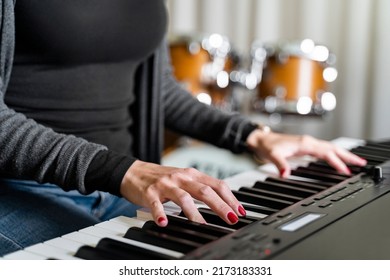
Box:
[166,0,390,141]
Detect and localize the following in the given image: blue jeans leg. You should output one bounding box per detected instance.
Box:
[0,179,140,256]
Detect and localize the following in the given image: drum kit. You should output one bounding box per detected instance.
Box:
[168,33,338,116]
[163,33,339,178]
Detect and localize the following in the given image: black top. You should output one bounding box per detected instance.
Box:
[6,0,167,194]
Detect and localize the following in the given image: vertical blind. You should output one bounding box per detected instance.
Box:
[166,0,390,141]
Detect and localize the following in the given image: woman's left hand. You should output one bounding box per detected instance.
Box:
[246,129,367,178]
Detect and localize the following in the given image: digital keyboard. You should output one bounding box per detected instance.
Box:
[3,137,390,260]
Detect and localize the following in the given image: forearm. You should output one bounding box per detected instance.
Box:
[0,99,107,193]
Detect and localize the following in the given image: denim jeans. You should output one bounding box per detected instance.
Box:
[0,179,140,256]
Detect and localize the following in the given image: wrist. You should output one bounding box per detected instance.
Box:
[246,123,272,152]
[120,160,155,200]
[120,160,141,197]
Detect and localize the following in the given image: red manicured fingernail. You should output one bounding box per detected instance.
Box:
[280,168,286,177]
[227,212,238,223]
[238,205,246,216]
[158,217,166,224]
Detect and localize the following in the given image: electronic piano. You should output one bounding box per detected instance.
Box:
[3,137,390,260]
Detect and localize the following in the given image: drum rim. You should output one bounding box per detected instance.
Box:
[251,39,336,64]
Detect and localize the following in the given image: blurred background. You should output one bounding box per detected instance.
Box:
[165,0,389,141]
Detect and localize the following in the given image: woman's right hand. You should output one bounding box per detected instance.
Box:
[119,160,247,227]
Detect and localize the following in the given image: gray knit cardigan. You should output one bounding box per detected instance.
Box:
[0,0,253,193]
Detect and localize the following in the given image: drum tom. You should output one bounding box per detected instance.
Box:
[249,39,338,115]
[169,33,239,111]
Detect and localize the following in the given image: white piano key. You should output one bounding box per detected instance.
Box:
[224,169,269,191]
[136,208,153,220]
[81,225,123,238]
[245,210,267,219]
[24,243,81,260]
[136,202,184,222]
[3,250,46,260]
[109,216,146,228]
[62,231,101,246]
[331,137,365,150]
[44,237,84,254]
[2,232,101,260]
[94,220,129,235]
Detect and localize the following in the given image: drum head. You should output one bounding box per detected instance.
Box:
[250,39,337,115]
[169,33,239,110]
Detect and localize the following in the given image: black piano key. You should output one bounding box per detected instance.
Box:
[352,145,390,157]
[178,208,251,230]
[364,141,390,150]
[265,177,328,192]
[303,164,351,178]
[309,161,364,176]
[235,213,262,222]
[123,227,199,253]
[289,177,334,188]
[240,203,279,215]
[253,180,316,197]
[232,190,293,210]
[354,143,390,152]
[308,162,361,175]
[75,245,124,260]
[97,238,176,260]
[166,215,233,237]
[195,208,253,230]
[239,186,303,202]
[291,168,344,184]
[296,166,349,181]
[366,160,383,166]
[142,220,218,244]
[308,162,344,172]
[366,139,390,146]
[348,165,369,174]
[349,151,388,163]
